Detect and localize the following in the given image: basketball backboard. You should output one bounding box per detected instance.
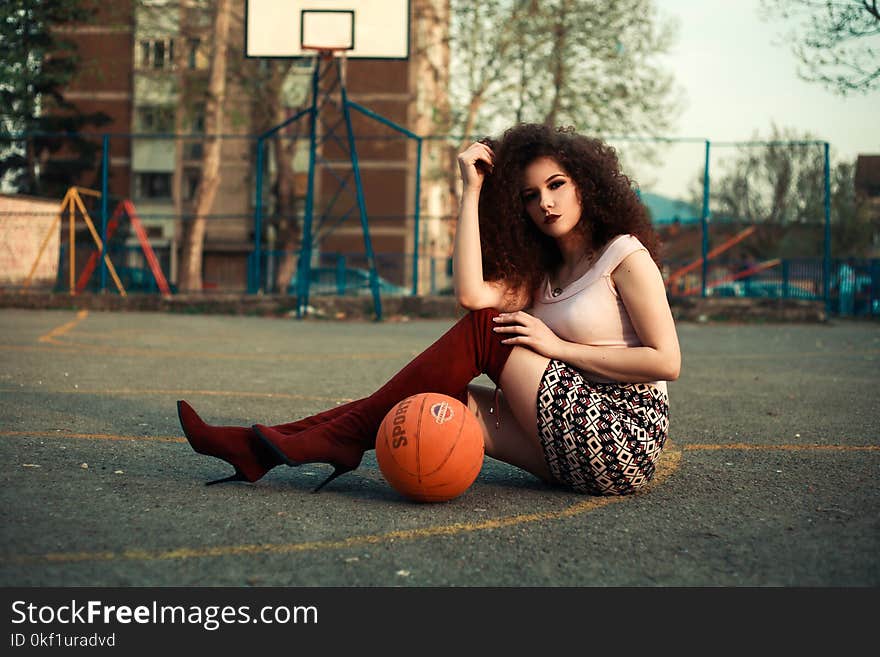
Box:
[245,0,410,59]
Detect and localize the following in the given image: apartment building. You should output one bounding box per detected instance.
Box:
[53,0,453,294]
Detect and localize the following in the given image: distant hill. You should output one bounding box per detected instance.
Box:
[639,191,701,225]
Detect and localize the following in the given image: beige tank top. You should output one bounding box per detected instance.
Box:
[530,233,667,394]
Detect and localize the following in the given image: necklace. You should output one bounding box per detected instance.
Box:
[550,249,595,298]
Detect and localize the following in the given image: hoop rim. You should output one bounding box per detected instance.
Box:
[300,45,353,54]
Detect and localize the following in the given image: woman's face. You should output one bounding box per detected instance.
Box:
[520,157,582,239]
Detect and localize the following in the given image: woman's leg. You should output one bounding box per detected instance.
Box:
[252,308,515,491]
[466,346,552,482]
[178,397,366,485]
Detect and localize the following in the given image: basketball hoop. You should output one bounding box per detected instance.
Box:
[299,9,355,82]
[244,1,409,60]
[243,1,414,317]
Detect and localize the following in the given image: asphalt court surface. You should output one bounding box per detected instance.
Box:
[0,308,877,586]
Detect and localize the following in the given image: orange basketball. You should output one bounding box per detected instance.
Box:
[376,393,485,502]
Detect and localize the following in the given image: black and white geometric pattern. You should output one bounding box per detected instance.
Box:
[537,360,669,495]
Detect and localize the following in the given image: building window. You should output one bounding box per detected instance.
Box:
[188,38,208,70]
[138,38,175,70]
[190,104,206,133]
[184,169,201,201]
[135,106,175,133]
[135,172,172,199]
[184,139,203,161]
[184,105,206,160]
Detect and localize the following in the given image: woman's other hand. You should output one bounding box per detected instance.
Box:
[457,141,495,189]
[492,311,563,359]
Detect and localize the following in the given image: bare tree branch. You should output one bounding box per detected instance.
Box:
[761,0,880,95]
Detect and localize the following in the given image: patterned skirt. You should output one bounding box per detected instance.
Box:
[536,360,669,495]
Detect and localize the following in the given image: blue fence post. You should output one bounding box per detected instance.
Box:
[298,61,321,319]
[412,138,423,296]
[340,81,382,320]
[252,107,310,296]
[700,140,711,298]
[252,136,265,294]
[100,134,109,293]
[871,259,879,317]
[336,254,346,296]
[823,142,832,317]
[345,100,423,300]
[782,260,790,298]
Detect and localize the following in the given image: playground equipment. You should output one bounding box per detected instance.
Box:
[23,187,126,296]
[666,225,756,293]
[22,187,171,297]
[683,258,781,296]
[75,199,171,296]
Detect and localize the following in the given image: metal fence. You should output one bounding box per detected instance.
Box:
[2,130,877,317]
[43,241,879,318]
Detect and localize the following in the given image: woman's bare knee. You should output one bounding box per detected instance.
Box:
[466,383,551,481]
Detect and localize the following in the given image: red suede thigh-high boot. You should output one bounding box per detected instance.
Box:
[178,397,364,485]
[252,308,513,492]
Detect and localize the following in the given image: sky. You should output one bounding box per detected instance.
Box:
[634,0,880,199]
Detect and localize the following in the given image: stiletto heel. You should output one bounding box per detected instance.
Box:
[206,472,248,486]
[252,423,364,492]
[252,424,299,467]
[312,465,355,493]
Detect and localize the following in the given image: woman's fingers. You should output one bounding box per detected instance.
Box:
[458,142,495,168]
[492,312,529,337]
[475,142,495,161]
[493,311,528,324]
[458,141,496,187]
[492,324,523,334]
[492,311,560,358]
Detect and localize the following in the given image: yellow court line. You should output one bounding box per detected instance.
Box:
[685,443,880,452]
[21,310,413,361]
[5,428,877,454]
[9,497,629,565]
[0,431,184,443]
[0,388,349,404]
[1,449,682,566]
[6,339,415,362]
[684,349,880,360]
[38,310,89,344]
[21,313,879,362]
[5,439,880,566]
[16,336,877,362]
[4,429,877,452]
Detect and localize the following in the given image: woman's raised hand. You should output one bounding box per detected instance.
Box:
[457,141,495,189]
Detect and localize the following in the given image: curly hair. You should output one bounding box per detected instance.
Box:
[476,123,661,300]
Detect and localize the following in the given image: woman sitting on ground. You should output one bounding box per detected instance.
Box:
[178,122,680,495]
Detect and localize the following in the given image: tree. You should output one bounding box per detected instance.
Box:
[689,125,868,258]
[442,0,680,231]
[829,160,874,255]
[0,0,110,195]
[178,0,231,291]
[761,0,880,95]
[229,45,311,293]
[448,0,680,140]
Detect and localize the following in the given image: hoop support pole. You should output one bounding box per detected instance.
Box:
[340,69,382,320]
